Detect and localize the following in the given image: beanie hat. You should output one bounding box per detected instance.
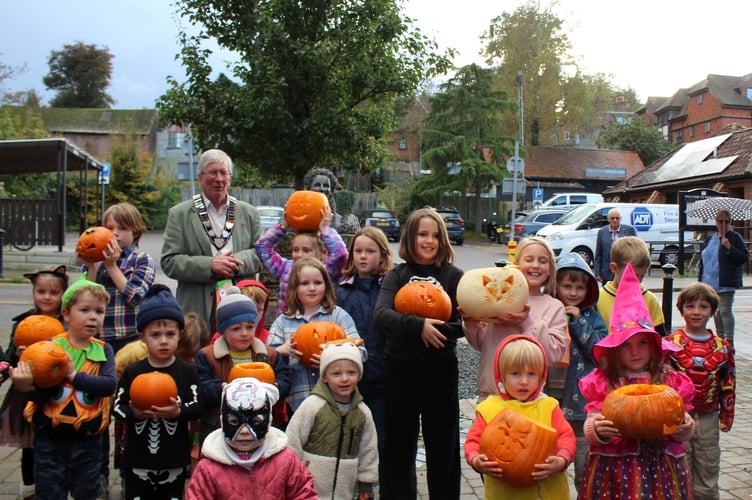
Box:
[62,277,106,309]
[592,263,680,364]
[216,286,258,334]
[319,342,363,380]
[137,284,185,332]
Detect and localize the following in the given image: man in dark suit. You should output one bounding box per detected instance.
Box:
[594,208,636,283]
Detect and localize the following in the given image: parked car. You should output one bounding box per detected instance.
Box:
[433,206,465,245]
[511,208,571,242]
[359,209,401,241]
[256,206,284,232]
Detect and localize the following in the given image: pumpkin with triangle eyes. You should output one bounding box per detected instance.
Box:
[291,321,347,367]
[75,226,115,263]
[394,281,452,321]
[284,190,329,232]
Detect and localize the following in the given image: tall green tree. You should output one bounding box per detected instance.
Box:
[43,41,114,108]
[596,116,675,166]
[157,0,452,187]
[417,64,516,231]
[482,1,571,145]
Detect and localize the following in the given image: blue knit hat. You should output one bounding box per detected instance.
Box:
[216,286,258,334]
[137,284,185,332]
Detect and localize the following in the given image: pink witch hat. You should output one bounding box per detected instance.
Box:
[592,263,680,364]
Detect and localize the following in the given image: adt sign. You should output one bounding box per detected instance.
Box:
[631,207,654,231]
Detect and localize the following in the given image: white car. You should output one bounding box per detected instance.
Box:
[256,206,284,231]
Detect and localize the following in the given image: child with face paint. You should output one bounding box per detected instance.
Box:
[186,377,316,499]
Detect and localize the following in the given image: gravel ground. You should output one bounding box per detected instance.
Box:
[456,339,481,400]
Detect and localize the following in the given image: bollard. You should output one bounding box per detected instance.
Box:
[661,263,676,333]
[508,240,516,264]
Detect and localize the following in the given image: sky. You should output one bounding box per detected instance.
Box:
[2,1,751,109]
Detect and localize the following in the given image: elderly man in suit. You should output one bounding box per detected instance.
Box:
[161,149,262,330]
[594,208,636,283]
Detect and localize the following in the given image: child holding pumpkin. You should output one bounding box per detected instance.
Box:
[268,257,361,414]
[668,282,735,500]
[555,252,608,489]
[11,278,116,500]
[578,264,696,499]
[462,236,568,402]
[373,208,464,498]
[255,205,348,316]
[195,287,289,444]
[464,335,576,499]
[0,265,69,499]
[112,284,203,500]
[286,342,379,499]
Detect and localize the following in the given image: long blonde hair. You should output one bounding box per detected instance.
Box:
[515,237,557,295]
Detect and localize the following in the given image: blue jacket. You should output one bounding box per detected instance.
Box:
[699,230,749,289]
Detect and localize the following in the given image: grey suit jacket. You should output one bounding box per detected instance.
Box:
[594,224,637,281]
[160,196,262,327]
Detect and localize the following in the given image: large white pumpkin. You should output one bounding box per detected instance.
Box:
[456,266,528,322]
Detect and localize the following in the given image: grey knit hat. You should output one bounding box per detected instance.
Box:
[216,286,258,334]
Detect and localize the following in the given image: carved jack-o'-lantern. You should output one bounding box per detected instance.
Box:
[394,281,452,321]
[14,315,66,348]
[285,190,330,232]
[19,340,69,388]
[479,408,558,488]
[291,321,347,367]
[130,371,179,410]
[601,383,685,439]
[456,267,529,322]
[75,226,115,263]
[228,362,276,384]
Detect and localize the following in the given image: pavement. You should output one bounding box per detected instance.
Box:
[0,236,750,498]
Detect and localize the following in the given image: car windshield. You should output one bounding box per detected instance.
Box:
[552,204,596,225]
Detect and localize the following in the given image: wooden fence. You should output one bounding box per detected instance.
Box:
[0,198,59,249]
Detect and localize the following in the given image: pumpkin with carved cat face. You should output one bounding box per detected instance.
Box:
[457,266,528,323]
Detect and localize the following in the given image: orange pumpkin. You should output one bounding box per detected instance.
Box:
[75,226,115,262]
[291,321,347,367]
[228,362,276,384]
[19,341,69,388]
[479,408,558,488]
[601,383,685,439]
[130,371,179,410]
[14,315,66,348]
[456,267,529,322]
[394,281,452,321]
[285,190,329,232]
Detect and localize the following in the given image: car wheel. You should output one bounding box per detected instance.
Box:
[573,246,594,268]
[660,246,680,266]
[456,238,464,246]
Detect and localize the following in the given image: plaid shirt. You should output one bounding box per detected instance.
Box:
[83,245,155,342]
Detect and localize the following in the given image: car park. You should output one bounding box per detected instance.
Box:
[359,209,401,241]
[511,208,570,242]
[433,206,465,245]
[256,206,284,232]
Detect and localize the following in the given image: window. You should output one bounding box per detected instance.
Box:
[704,122,711,133]
[167,132,186,149]
[399,135,406,150]
[177,162,196,181]
[563,130,570,141]
[697,94,703,105]
[689,126,695,138]
[550,134,557,144]
[747,88,752,100]
[674,130,683,144]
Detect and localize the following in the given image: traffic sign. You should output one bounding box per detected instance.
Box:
[506,156,524,175]
[533,188,543,200]
[502,177,526,195]
[99,163,111,185]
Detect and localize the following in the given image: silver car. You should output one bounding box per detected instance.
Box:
[256,206,284,231]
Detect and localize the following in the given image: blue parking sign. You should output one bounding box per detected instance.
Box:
[100,163,111,185]
[533,188,543,200]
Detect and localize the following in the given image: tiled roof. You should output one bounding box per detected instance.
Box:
[39,108,158,135]
[524,146,645,180]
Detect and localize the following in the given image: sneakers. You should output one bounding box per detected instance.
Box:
[19,483,34,499]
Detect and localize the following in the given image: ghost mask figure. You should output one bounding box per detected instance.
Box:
[220,377,279,452]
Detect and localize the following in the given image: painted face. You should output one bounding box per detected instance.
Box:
[502,365,541,402]
[223,321,257,352]
[415,217,440,265]
[352,235,382,278]
[322,359,360,402]
[141,320,180,367]
[557,274,587,307]
[619,332,654,372]
[296,265,326,310]
[103,217,134,249]
[63,292,106,343]
[33,275,65,316]
[198,161,232,204]
[221,380,272,451]
[310,175,332,196]
[518,244,551,295]
[681,299,713,334]
[291,234,320,261]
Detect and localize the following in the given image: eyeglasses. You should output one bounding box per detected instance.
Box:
[200,169,232,178]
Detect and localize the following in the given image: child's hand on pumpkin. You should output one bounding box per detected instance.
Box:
[319,208,333,230]
[9,362,34,391]
[309,352,321,369]
[593,415,619,439]
[470,454,503,478]
[420,319,447,349]
[143,397,181,419]
[276,339,300,358]
[101,239,122,267]
[532,455,567,480]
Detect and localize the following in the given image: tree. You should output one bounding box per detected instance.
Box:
[43,42,114,108]
[157,0,452,188]
[417,64,516,231]
[482,2,571,145]
[596,116,675,166]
